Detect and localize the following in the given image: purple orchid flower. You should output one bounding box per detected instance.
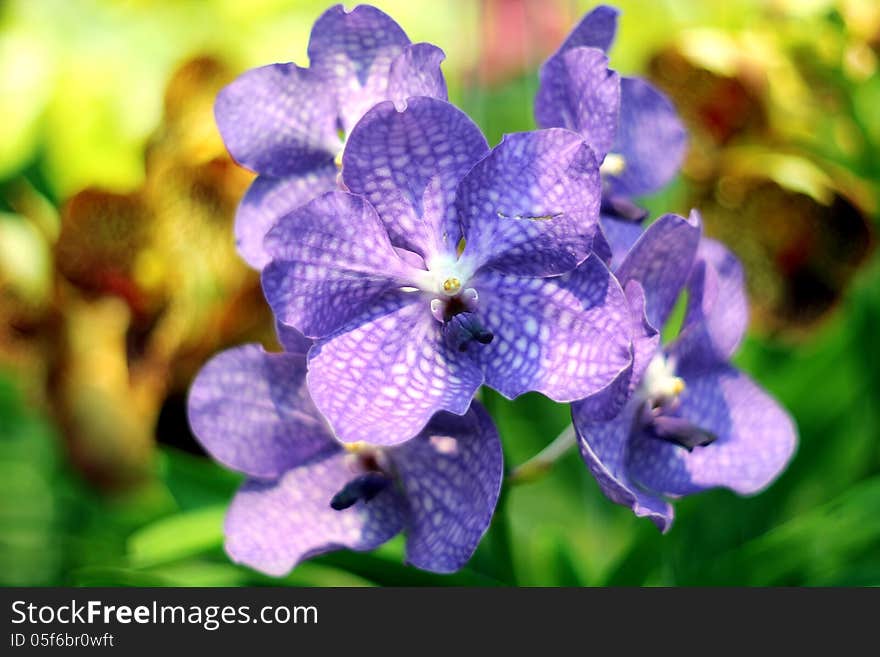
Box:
[572,212,797,531]
[534,5,688,268]
[215,4,448,269]
[186,329,503,575]
[260,95,634,446]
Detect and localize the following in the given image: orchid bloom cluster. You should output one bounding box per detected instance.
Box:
[187,4,797,576]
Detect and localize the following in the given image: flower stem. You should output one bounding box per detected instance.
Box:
[507,424,577,485]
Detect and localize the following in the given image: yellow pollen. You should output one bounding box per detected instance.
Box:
[334,151,344,168]
[600,153,626,177]
[442,277,461,294]
[671,377,685,396]
[343,441,368,453]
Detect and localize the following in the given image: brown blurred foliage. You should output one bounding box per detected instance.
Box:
[1,57,274,488]
[647,5,878,338]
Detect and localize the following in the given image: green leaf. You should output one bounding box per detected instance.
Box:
[127,506,225,568]
[274,561,376,588]
[314,548,504,587]
[70,566,176,587]
[157,447,243,510]
[686,477,880,585]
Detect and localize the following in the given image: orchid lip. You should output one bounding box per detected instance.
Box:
[471,328,493,344]
[330,471,393,510]
[332,444,395,511]
[445,312,494,352]
[647,413,718,452]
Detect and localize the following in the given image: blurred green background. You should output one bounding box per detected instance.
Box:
[2,0,879,586]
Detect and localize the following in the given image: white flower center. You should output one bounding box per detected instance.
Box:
[641,353,685,405]
[600,152,626,177]
[414,255,487,345]
[420,253,474,297]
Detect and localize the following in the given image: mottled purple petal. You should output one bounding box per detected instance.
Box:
[390,404,503,573]
[307,4,410,133]
[534,47,620,159]
[387,43,448,106]
[187,345,332,479]
[574,280,659,422]
[307,291,484,446]
[591,224,614,266]
[572,400,673,532]
[615,210,701,331]
[600,214,645,271]
[672,238,748,371]
[458,129,602,278]
[342,97,488,260]
[624,281,661,386]
[393,246,427,270]
[606,77,687,198]
[472,255,631,401]
[558,5,619,53]
[275,321,312,355]
[225,452,405,576]
[215,63,340,178]
[627,364,797,497]
[262,191,420,338]
[235,166,338,269]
